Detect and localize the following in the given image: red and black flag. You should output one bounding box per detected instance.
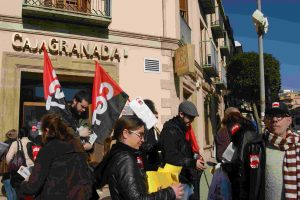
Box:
[43,46,77,129]
[92,61,129,144]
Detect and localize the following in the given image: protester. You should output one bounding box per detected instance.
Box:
[140,99,161,171]
[215,107,240,162]
[1,129,18,200]
[212,111,265,200]
[159,101,205,200]
[94,115,183,200]
[6,127,34,199]
[20,113,94,199]
[265,101,299,200]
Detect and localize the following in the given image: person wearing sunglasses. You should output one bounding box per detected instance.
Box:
[159,101,205,200]
[94,115,183,200]
[265,101,299,200]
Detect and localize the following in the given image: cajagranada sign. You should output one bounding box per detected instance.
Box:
[12,33,128,62]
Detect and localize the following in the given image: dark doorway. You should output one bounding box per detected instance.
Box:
[19,71,93,129]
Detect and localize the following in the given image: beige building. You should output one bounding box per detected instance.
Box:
[0,0,236,158]
[279,90,300,130]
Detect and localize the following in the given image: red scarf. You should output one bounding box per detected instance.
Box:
[268,131,300,200]
[186,125,200,154]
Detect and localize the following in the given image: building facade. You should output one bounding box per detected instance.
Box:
[279,90,300,131]
[0,0,236,158]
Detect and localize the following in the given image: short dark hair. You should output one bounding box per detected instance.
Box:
[73,90,89,103]
[18,127,29,139]
[112,115,145,141]
[41,113,74,144]
[143,99,158,114]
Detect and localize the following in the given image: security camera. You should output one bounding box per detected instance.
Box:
[252,10,265,26]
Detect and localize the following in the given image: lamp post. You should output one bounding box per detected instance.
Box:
[252,0,268,133]
[258,0,265,133]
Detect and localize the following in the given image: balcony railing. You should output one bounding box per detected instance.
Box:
[216,65,227,89]
[211,20,224,38]
[220,40,230,57]
[180,14,191,44]
[202,40,218,77]
[199,0,215,14]
[23,0,111,26]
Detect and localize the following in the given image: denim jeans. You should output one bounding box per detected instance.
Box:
[182,184,194,200]
[3,179,17,200]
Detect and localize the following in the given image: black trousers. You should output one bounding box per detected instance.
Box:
[189,170,203,200]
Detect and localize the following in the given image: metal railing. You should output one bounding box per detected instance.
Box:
[24,0,111,17]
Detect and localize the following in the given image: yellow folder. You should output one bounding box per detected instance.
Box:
[146,164,182,193]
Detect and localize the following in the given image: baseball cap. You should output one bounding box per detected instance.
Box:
[266,102,291,116]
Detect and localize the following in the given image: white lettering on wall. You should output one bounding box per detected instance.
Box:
[11,33,127,62]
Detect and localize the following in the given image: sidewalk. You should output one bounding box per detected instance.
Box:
[200,167,213,199]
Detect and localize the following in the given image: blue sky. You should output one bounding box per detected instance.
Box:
[222,0,300,91]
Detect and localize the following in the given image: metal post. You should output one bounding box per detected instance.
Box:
[257,0,265,133]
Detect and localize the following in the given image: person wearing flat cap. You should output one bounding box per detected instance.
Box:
[264,101,299,200]
[159,101,205,200]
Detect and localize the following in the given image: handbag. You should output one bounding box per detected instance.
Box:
[9,140,26,172]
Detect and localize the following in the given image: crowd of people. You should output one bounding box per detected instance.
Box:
[0,89,299,200]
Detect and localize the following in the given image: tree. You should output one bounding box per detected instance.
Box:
[226,52,281,112]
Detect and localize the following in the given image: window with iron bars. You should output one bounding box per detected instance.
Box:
[44,0,91,13]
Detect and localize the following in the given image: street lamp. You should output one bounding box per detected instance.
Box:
[252,0,268,133]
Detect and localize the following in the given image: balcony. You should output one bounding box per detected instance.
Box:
[202,40,218,77]
[180,14,191,44]
[22,0,111,27]
[220,40,230,57]
[211,20,224,38]
[216,65,227,90]
[199,0,215,14]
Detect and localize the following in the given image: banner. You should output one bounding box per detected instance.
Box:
[92,61,129,144]
[43,46,77,129]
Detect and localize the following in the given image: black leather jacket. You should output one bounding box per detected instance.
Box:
[159,116,198,184]
[94,142,175,200]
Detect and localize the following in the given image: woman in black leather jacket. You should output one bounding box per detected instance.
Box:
[94,115,183,200]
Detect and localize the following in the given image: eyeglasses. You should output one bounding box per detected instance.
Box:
[130,130,145,139]
[266,114,290,121]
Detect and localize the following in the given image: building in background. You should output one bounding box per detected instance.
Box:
[0,0,236,159]
[279,90,300,131]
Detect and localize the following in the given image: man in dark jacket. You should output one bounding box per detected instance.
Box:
[160,101,205,200]
[213,111,265,200]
